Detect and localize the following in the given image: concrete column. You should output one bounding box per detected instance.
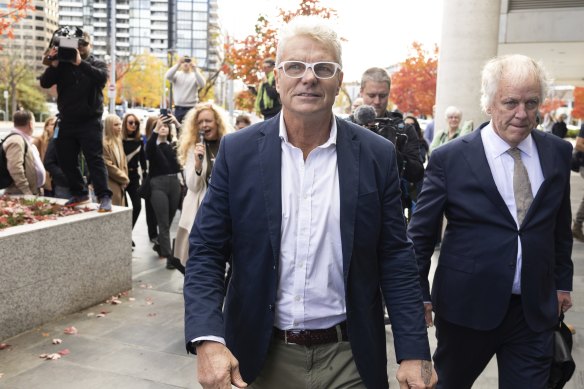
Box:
[435,0,502,134]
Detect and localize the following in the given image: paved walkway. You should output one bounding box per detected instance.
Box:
[2,171,584,388]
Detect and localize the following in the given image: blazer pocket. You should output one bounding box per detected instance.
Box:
[438,253,475,274]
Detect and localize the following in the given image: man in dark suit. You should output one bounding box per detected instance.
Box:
[408,54,574,388]
[183,16,437,389]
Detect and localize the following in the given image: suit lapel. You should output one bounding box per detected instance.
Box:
[524,130,554,224]
[336,118,359,281]
[461,130,516,224]
[258,118,283,265]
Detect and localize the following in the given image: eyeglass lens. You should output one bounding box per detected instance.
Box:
[281,61,339,79]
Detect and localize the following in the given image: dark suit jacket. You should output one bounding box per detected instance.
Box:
[184,115,430,388]
[408,127,573,333]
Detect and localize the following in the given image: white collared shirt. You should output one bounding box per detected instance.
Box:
[275,114,345,330]
[481,123,544,294]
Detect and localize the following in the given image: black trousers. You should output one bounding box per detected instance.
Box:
[55,118,112,199]
[434,295,553,389]
[125,177,141,228]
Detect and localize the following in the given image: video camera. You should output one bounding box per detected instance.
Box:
[353,105,408,152]
[47,26,86,63]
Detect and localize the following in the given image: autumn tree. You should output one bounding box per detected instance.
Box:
[572,87,584,120]
[0,52,46,117]
[223,0,338,109]
[0,0,34,49]
[106,53,168,108]
[389,42,438,117]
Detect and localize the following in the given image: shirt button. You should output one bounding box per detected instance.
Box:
[295,295,301,302]
[268,304,274,311]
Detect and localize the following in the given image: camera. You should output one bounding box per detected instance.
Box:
[367,117,409,152]
[47,26,85,63]
[184,57,192,63]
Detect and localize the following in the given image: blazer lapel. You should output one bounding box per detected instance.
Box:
[257,119,283,265]
[336,118,360,281]
[524,130,554,224]
[461,130,516,225]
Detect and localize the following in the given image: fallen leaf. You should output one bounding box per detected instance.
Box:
[96,314,106,318]
[0,343,11,350]
[145,297,154,305]
[52,339,62,345]
[87,312,95,317]
[100,310,110,315]
[58,349,70,356]
[128,297,136,301]
[147,313,157,317]
[45,353,61,360]
[63,326,77,335]
[41,333,50,337]
[0,373,4,379]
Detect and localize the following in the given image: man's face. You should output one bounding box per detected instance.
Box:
[489,75,541,147]
[360,81,389,117]
[275,36,343,119]
[262,61,274,74]
[446,112,461,131]
[78,39,91,59]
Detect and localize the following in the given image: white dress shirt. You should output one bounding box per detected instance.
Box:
[276,114,345,330]
[481,123,544,294]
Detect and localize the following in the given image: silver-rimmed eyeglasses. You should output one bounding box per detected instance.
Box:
[278,61,341,79]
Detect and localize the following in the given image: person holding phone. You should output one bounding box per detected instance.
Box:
[165,56,206,127]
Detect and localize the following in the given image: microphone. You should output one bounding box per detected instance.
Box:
[354,105,377,126]
[198,130,205,160]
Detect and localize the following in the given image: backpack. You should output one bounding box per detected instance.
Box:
[0,133,28,189]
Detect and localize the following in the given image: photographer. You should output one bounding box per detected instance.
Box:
[165,56,206,126]
[39,27,113,212]
[348,67,424,184]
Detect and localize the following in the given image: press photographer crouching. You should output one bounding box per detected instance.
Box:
[39,26,113,212]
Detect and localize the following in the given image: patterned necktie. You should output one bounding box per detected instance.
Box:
[508,147,533,225]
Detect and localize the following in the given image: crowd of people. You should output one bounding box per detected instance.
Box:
[1,15,581,389]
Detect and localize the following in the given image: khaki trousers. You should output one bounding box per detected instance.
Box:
[249,337,365,389]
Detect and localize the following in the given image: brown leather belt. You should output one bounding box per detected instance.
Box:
[273,321,348,346]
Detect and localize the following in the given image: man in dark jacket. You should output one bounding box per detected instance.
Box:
[40,28,113,212]
[552,113,568,139]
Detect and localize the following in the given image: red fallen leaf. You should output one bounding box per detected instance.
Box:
[58,349,70,356]
[63,326,78,335]
[100,310,110,315]
[0,343,11,350]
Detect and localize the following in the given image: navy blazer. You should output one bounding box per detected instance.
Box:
[408,127,573,333]
[184,114,430,388]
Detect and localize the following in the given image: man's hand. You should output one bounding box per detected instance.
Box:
[73,49,82,66]
[196,341,247,389]
[558,291,573,316]
[396,359,437,389]
[424,303,433,327]
[43,47,59,67]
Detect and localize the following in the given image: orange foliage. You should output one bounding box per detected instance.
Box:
[572,87,584,120]
[224,0,338,107]
[234,90,255,112]
[0,0,35,48]
[389,42,438,117]
[539,98,566,115]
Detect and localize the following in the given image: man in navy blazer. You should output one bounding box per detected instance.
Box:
[184,16,436,389]
[408,54,574,388]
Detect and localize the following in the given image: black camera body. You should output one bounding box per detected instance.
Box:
[367,117,409,152]
[47,26,85,63]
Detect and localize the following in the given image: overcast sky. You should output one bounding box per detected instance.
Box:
[217,0,444,82]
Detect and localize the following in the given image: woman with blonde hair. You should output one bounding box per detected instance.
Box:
[172,103,231,271]
[33,116,56,196]
[103,114,129,206]
[122,113,147,232]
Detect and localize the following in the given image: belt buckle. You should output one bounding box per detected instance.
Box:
[284,329,302,346]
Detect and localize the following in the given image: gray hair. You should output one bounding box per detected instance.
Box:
[444,106,462,118]
[360,67,391,90]
[480,54,551,114]
[276,16,342,67]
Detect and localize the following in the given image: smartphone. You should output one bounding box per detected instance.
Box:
[160,108,168,116]
[184,58,191,63]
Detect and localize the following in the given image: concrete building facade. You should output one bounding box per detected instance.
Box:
[434,0,584,132]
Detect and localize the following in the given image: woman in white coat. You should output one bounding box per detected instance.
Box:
[173,103,232,269]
